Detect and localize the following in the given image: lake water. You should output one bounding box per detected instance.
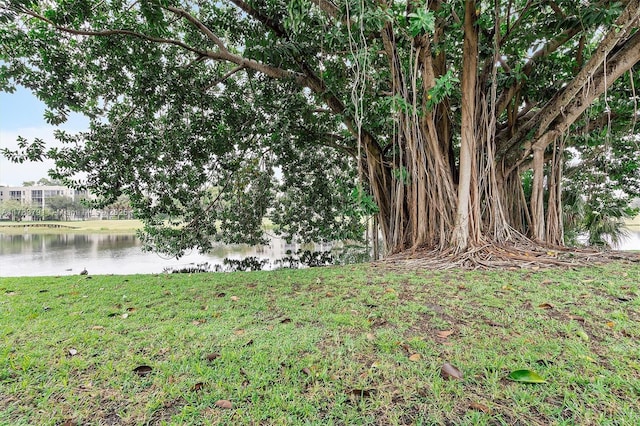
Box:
[0,229,638,277]
[0,233,341,277]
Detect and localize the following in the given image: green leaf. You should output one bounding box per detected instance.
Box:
[508,369,546,383]
[408,9,435,37]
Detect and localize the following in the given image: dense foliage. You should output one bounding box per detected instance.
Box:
[1,0,638,257]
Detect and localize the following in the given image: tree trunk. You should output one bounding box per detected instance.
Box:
[530,146,546,242]
[452,0,479,251]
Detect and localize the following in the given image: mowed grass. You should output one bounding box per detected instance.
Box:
[0,220,143,234]
[1,262,639,425]
[626,214,640,228]
[0,219,276,234]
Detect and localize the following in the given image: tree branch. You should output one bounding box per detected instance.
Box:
[163,5,227,51]
[202,65,246,91]
[310,0,341,21]
[531,0,640,139]
[498,0,640,163]
[546,0,566,18]
[318,134,357,158]
[19,8,212,58]
[496,26,581,117]
[499,0,534,48]
[229,0,384,156]
[230,0,287,37]
[504,28,640,174]
[18,6,303,84]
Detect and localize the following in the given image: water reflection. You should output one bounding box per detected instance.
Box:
[0,229,638,277]
[618,228,640,251]
[0,232,363,277]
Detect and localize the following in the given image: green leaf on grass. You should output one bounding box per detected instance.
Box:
[508,369,546,383]
[576,330,590,341]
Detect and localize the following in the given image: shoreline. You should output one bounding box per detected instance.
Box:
[0,219,143,234]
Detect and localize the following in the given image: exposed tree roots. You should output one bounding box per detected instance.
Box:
[378,241,640,270]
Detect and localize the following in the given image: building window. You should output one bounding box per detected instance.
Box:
[44,190,63,198]
[31,190,43,206]
[9,190,22,201]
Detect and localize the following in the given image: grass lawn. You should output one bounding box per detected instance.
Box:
[626,215,640,228]
[0,219,277,234]
[0,220,143,234]
[1,262,639,425]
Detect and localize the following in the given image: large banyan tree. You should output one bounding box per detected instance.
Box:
[1,0,639,260]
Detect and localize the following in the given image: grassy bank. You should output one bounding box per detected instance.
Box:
[0,219,143,234]
[1,263,639,425]
[0,219,278,234]
[626,215,640,228]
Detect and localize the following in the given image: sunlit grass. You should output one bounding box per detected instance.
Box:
[625,215,640,227]
[1,262,639,425]
[0,219,143,234]
[0,218,277,234]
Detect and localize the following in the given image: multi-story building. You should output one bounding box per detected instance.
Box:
[0,185,89,209]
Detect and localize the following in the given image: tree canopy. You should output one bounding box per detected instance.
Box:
[1,0,639,262]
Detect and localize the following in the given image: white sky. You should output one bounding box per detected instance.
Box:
[0,86,89,186]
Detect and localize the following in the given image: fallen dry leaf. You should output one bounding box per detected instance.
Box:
[365,333,375,341]
[301,367,312,376]
[191,382,204,392]
[469,402,491,413]
[68,348,78,356]
[121,313,129,319]
[234,329,245,335]
[230,296,239,301]
[133,365,153,377]
[205,353,220,361]
[538,303,554,309]
[280,318,292,324]
[436,330,454,338]
[606,321,615,328]
[441,363,463,380]
[90,325,104,330]
[215,399,233,409]
[409,353,422,361]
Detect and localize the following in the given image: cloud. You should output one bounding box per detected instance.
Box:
[0,127,68,186]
